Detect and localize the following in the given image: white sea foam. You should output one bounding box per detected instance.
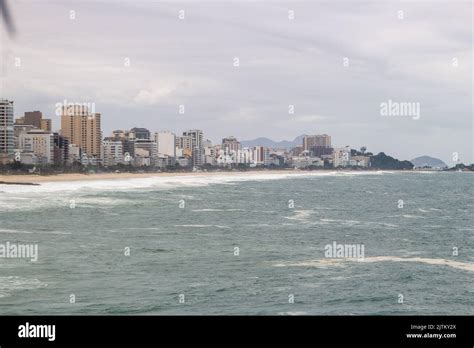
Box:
[274,256,474,272]
[278,311,308,316]
[402,214,426,219]
[0,228,71,235]
[0,171,396,212]
[320,218,361,225]
[0,276,48,298]
[0,171,392,194]
[192,208,245,212]
[284,210,314,221]
[174,224,230,229]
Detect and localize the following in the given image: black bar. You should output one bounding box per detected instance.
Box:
[0,316,472,346]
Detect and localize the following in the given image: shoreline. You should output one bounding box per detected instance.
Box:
[0,170,310,184]
[0,169,448,184]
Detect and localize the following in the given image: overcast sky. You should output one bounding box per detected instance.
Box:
[1,0,472,164]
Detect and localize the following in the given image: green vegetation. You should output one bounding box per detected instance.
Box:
[369,152,414,170]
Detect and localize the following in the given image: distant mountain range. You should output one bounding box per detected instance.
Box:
[240,135,306,149]
[410,156,447,168]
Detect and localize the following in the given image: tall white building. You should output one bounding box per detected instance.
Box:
[333,147,351,167]
[204,146,218,165]
[134,139,158,165]
[175,135,193,150]
[0,99,14,164]
[253,146,270,166]
[18,129,54,164]
[222,136,241,153]
[182,129,203,149]
[182,129,204,166]
[155,131,176,158]
[102,140,124,167]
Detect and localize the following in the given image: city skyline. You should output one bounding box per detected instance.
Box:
[1,1,472,165]
[1,99,471,168]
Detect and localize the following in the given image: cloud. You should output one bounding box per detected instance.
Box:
[134,85,176,105]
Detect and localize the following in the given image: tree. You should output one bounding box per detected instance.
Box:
[360,146,367,155]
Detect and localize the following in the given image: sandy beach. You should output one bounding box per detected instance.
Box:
[0,170,303,184]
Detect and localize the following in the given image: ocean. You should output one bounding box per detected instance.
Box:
[0,171,472,315]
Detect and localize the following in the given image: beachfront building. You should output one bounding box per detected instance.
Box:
[0,99,14,164]
[15,111,51,132]
[182,129,204,167]
[351,155,370,167]
[53,132,69,166]
[130,127,150,140]
[133,148,151,167]
[134,139,158,166]
[222,136,241,153]
[102,140,124,167]
[252,146,270,166]
[290,156,324,168]
[303,134,331,150]
[333,147,351,167]
[68,144,81,164]
[18,129,54,164]
[204,145,218,166]
[60,104,102,163]
[155,131,176,158]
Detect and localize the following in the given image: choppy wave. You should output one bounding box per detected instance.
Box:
[277,311,308,316]
[284,210,315,221]
[192,208,245,212]
[0,228,71,235]
[0,171,398,212]
[0,276,48,298]
[274,256,474,272]
[174,224,230,229]
[0,171,394,194]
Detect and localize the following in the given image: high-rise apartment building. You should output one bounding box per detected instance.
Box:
[102,140,124,167]
[182,129,203,150]
[18,129,54,164]
[130,127,150,140]
[222,136,241,153]
[182,129,204,166]
[109,130,134,157]
[134,139,158,165]
[15,111,52,131]
[303,134,331,150]
[175,135,193,150]
[60,105,102,160]
[53,132,69,165]
[253,146,270,166]
[0,99,14,164]
[155,131,176,158]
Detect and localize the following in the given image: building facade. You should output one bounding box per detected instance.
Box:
[303,134,331,150]
[60,105,102,161]
[155,131,176,158]
[102,140,124,167]
[222,136,241,153]
[18,129,54,164]
[0,99,14,164]
[15,111,52,132]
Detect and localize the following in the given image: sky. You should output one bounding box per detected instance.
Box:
[0,0,472,164]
